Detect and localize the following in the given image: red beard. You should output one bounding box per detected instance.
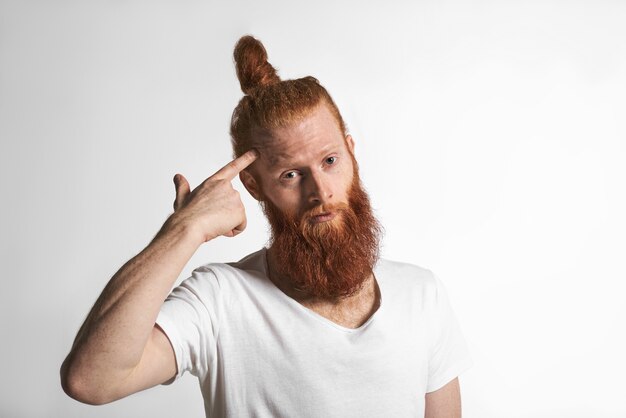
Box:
[262,169,382,300]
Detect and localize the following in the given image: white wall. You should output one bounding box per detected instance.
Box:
[1,1,624,417]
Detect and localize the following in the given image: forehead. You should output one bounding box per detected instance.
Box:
[258,104,346,167]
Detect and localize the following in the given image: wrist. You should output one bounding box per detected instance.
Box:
[158,214,206,248]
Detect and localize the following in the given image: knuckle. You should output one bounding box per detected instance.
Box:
[228,161,241,172]
[214,178,229,190]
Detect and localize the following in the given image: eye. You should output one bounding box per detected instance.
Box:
[325,156,337,165]
[282,171,299,180]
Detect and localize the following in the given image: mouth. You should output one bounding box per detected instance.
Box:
[310,211,337,224]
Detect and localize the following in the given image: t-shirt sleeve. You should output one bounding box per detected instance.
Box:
[155,267,220,382]
[426,273,473,393]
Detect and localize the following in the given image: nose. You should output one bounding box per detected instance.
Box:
[306,170,333,205]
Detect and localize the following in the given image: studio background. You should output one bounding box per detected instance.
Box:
[1,1,624,417]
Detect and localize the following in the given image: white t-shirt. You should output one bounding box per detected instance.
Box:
[156,248,472,418]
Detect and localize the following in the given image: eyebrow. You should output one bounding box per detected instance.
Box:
[266,144,339,169]
[266,151,294,167]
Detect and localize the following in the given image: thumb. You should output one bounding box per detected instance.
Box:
[173,174,190,211]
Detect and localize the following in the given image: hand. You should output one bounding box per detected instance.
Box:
[167,150,259,243]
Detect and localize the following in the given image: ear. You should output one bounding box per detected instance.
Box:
[345,134,355,154]
[239,170,263,201]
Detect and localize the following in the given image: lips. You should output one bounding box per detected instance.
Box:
[310,211,336,224]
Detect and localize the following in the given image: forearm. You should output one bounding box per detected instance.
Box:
[63,220,200,388]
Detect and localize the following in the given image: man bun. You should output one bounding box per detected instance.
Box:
[233,35,281,95]
[230,35,348,159]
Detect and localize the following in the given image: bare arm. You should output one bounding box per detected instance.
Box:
[424,378,462,418]
[60,150,258,405]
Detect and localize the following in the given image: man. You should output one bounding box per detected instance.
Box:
[61,35,472,417]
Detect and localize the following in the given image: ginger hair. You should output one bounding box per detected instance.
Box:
[230,35,348,158]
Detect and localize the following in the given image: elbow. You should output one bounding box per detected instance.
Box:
[60,356,111,406]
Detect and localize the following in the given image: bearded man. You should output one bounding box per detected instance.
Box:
[61,35,472,418]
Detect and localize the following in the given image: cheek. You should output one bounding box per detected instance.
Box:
[341,166,355,194]
[263,187,301,215]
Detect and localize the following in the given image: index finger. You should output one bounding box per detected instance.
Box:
[212,149,259,180]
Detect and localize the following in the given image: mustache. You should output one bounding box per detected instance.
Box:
[302,202,350,220]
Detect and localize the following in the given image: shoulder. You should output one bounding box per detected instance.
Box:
[186,248,266,281]
[376,258,437,288]
[375,258,441,307]
[176,248,268,300]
